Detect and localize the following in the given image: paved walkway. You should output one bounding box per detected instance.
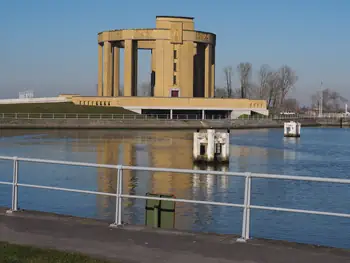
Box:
[1,208,349,263]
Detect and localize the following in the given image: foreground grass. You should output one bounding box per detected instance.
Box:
[0,242,114,263]
[0,102,135,114]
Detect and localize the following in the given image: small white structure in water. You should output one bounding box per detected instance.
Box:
[193,129,230,163]
[284,121,301,137]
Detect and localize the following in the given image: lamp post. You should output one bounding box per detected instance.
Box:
[318,81,323,117]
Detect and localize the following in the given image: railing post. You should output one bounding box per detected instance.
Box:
[11,157,19,212]
[111,165,123,227]
[237,172,252,242]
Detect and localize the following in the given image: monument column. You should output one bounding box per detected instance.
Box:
[103,41,113,97]
[132,41,138,96]
[204,44,212,98]
[210,46,215,97]
[124,40,138,96]
[98,43,103,96]
[113,44,120,97]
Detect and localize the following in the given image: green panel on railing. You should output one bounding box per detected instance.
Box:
[159,194,176,229]
[145,193,175,229]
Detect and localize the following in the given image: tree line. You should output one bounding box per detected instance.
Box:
[216,63,299,112]
[135,62,347,113]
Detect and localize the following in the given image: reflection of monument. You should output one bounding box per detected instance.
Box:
[96,139,136,220]
[95,131,195,229]
[149,131,193,230]
[96,140,120,219]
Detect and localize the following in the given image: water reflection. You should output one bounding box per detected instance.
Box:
[0,128,349,248]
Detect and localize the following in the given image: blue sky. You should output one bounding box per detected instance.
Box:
[1,0,350,105]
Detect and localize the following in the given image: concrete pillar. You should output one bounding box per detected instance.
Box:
[207,129,215,162]
[124,40,138,97]
[210,46,215,97]
[202,110,205,120]
[103,41,113,97]
[132,42,138,96]
[170,109,173,119]
[98,44,103,96]
[204,44,212,98]
[155,40,173,97]
[113,45,120,97]
[178,42,194,97]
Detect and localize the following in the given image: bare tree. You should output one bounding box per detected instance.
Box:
[264,71,281,109]
[257,64,272,99]
[223,66,233,97]
[311,89,348,112]
[260,65,297,111]
[237,62,252,98]
[278,65,298,106]
[282,98,300,112]
[214,86,228,98]
[138,82,152,97]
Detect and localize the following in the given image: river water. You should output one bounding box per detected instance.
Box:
[0,128,349,248]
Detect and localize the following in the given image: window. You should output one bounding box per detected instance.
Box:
[173,62,177,72]
[173,50,177,59]
[173,75,177,85]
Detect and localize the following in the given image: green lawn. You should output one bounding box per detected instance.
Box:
[0,242,114,263]
[0,102,135,114]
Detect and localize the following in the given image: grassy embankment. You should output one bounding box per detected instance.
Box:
[0,102,135,114]
[0,242,115,263]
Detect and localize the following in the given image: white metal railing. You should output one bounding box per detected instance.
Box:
[0,155,350,242]
[0,112,348,121]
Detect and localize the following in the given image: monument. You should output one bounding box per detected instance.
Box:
[61,16,269,119]
[97,16,215,98]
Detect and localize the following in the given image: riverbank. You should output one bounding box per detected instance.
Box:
[1,117,344,129]
[1,208,349,263]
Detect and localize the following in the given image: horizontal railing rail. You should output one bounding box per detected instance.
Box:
[0,112,349,121]
[0,155,349,242]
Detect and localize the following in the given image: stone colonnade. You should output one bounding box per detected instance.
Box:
[97,17,216,98]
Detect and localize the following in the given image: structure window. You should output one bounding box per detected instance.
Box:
[173,75,177,85]
[173,62,177,72]
[173,50,177,59]
[171,89,179,97]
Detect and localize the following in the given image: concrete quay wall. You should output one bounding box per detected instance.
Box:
[0,118,324,129]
